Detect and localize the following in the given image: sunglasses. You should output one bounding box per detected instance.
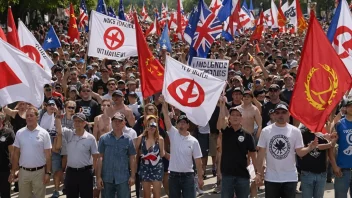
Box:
[82,90,91,93]
[67,106,75,110]
[45,88,52,92]
[148,125,157,128]
[108,83,116,86]
[275,111,287,115]
[147,108,155,111]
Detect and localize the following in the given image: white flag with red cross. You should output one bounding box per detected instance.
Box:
[0,38,52,107]
[88,10,137,61]
[18,20,53,77]
[162,56,226,126]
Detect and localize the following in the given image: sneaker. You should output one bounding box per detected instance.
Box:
[51,190,60,198]
[203,175,207,180]
[212,169,217,177]
[197,188,205,195]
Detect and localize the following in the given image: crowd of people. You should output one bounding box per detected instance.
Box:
[0,8,352,198]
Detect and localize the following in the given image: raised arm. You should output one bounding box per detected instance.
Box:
[159,95,172,131]
[3,106,18,119]
[217,96,228,131]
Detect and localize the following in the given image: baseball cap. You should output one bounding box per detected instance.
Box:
[275,104,288,111]
[128,91,138,97]
[229,107,242,115]
[72,113,86,121]
[87,66,93,71]
[47,100,56,105]
[112,90,124,97]
[233,87,243,94]
[269,84,280,91]
[243,90,253,97]
[282,64,289,69]
[344,99,352,107]
[111,112,126,121]
[79,74,87,78]
[177,115,190,124]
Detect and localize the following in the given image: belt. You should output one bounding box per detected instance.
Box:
[67,165,93,171]
[20,166,45,171]
[170,171,194,176]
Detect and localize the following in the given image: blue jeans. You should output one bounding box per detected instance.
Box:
[221,175,250,198]
[300,171,326,198]
[102,181,130,198]
[334,169,352,198]
[169,172,196,198]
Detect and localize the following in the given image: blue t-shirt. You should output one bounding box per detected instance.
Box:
[335,118,352,168]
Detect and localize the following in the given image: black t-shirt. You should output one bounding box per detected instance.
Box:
[226,101,241,110]
[281,89,293,105]
[241,75,253,90]
[221,127,256,178]
[75,99,100,123]
[298,131,328,173]
[0,128,15,171]
[261,100,288,128]
[92,79,108,94]
[209,106,220,134]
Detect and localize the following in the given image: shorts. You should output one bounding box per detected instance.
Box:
[52,152,62,173]
[252,129,259,146]
[209,133,219,157]
[197,133,209,157]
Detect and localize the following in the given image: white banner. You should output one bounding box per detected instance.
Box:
[190,57,229,81]
[163,56,226,126]
[88,10,137,61]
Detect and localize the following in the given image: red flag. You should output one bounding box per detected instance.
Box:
[7,7,20,49]
[296,0,308,33]
[133,13,164,98]
[232,1,242,29]
[0,28,7,42]
[289,11,352,132]
[68,3,80,43]
[277,6,287,27]
[250,11,264,41]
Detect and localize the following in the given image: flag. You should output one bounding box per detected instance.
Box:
[79,0,89,31]
[289,10,352,132]
[64,6,70,17]
[133,13,164,98]
[217,0,239,22]
[263,8,273,27]
[96,0,108,15]
[18,20,54,76]
[108,6,117,18]
[184,7,200,45]
[188,0,223,63]
[141,1,148,21]
[176,0,184,40]
[240,1,255,29]
[118,0,126,21]
[249,0,254,11]
[277,4,287,27]
[42,26,61,50]
[0,28,7,41]
[250,10,264,41]
[163,56,226,126]
[327,0,352,74]
[146,13,161,36]
[222,2,241,41]
[7,7,20,49]
[209,0,222,15]
[87,11,137,60]
[271,0,280,28]
[161,2,168,18]
[0,38,52,108]
[296,0,307,33]
[281,1,289,13]
[159,24,172,52]
[68,3,80,43]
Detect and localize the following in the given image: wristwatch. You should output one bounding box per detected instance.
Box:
[45,172,52,176]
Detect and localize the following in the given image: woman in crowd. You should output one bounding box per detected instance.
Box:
[135,115,165,198]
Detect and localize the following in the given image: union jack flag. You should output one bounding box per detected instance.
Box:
[191,0,222,59]
[79,0,88,30]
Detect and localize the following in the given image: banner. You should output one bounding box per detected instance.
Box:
[190,57,229,81]
[88,10,137,60]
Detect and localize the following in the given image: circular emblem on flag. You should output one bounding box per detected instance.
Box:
[305,64,338,110]
[167,78,205,107]
[103,26,125,50]
[20,45,43,68]
[333,26,352,59]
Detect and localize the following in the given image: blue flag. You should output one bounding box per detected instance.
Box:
[42,26,61,50]
[327,0,342,42]
[159,24,172,52]
[118,0,126,21]
[108,6,117,18]
[217,0,239,22]
[249,0,254,11]
[96,0,108,15]
[184,4,202,45]
[80,0,89,32]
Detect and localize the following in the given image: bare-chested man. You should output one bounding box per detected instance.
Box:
[106,90,135,127]
[93,99,112,141]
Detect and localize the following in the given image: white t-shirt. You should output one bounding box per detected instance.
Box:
[257,123,304,182]
[198,123,210,134]
[168,126,202,173]
[102,93,112,100]
[123,126,137,140]
[40,112,56,136]
[13,126,52,168]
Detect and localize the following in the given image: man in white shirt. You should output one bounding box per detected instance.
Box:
[9,107,52,198]
[255,104,318,198]
[160,95,203,198]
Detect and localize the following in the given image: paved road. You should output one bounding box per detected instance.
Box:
[10,157,348,198]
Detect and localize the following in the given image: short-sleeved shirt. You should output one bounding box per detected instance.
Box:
[61,128,98,168]
[98,132,136,184]
[123,126,137,140]
[75,99,100,123]
[0,128,15,171]
[258,124,304,182]
[167,126,202,173]
[335,118,352,168]
[261,101,288,128]
[221,127,256,178]
[13,126,52,168]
